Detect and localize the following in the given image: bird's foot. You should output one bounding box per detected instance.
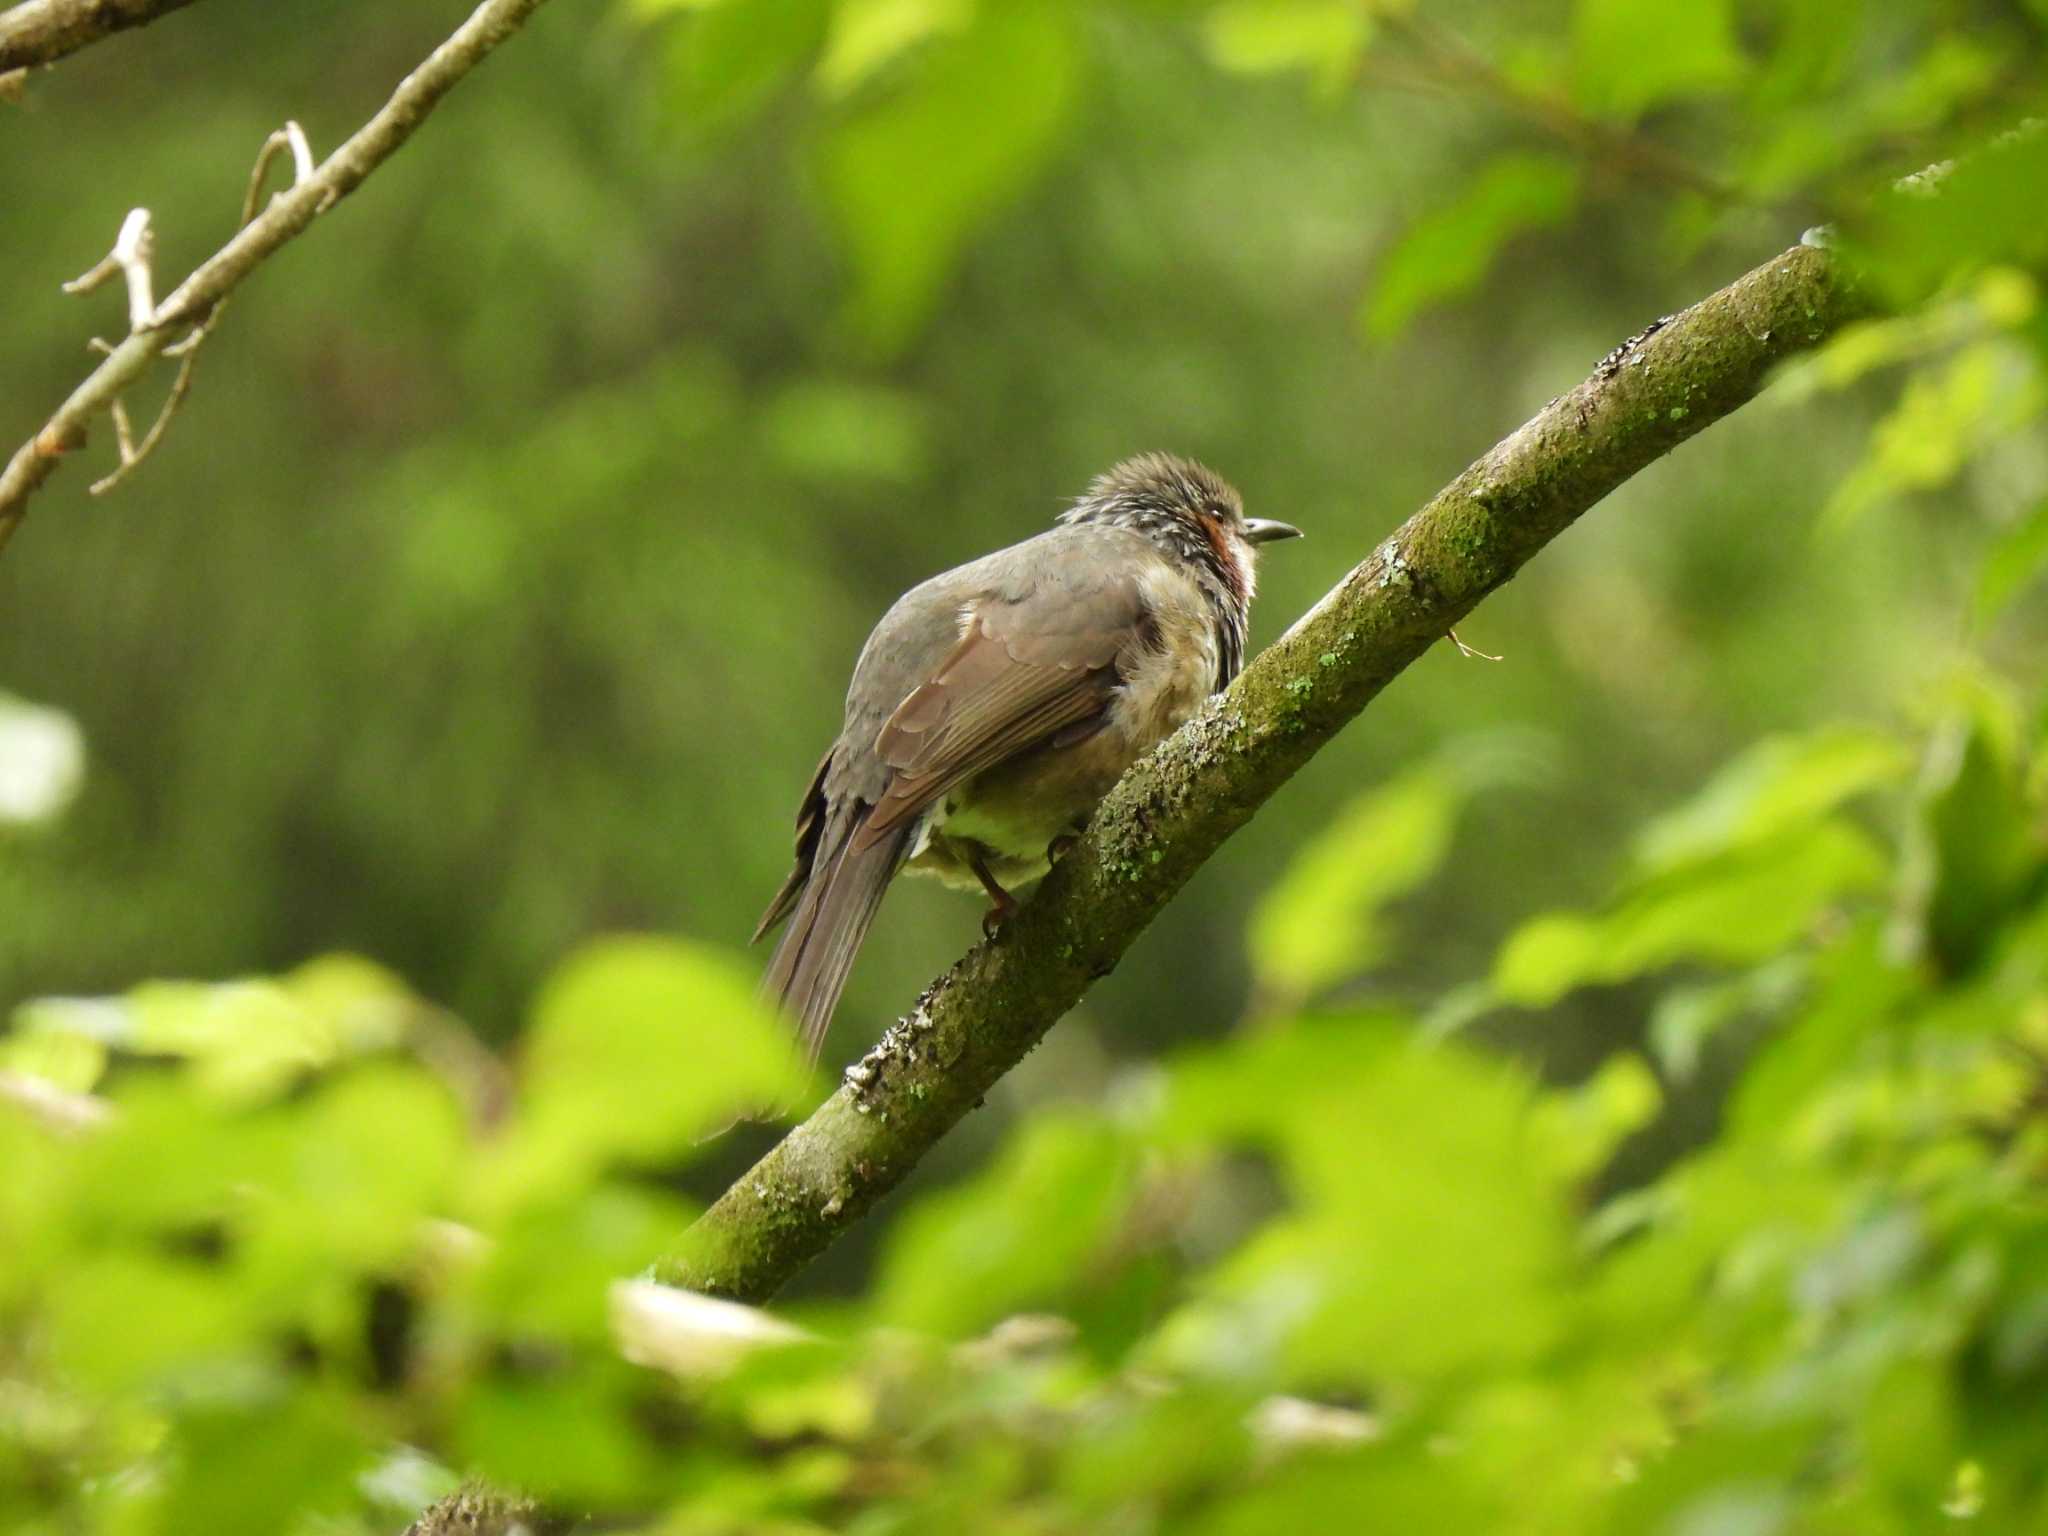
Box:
[981,893,1019,940]
[967,849,1020,939]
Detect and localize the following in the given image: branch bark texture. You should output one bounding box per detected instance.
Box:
[0,0,556,553]
[0,0,197,72]
[656,237,1873,1303]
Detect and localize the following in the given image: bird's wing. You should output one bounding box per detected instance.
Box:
[853,571,1149,849]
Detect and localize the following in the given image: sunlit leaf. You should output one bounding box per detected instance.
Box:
[1362,154,1579,340]
[244,1062,465,1278]
[1153,1023,1572,1381]
[156,1392,368,1536]
[1247,762,1460,1000]
[1974,496,2048,627]
[818,3,1079,351]
[1821,340,2045,530]
[1201,0,1370,93]
[1726,924,1913,1138]
[1531,1051,1661,1179]
[484,936,806,1210]
[44,1252,260,1394]
[874,1110,1138,1337]
[817,0,971,96]
[453,1359,669,1506]
[1631,727,1908,876]
[1184,1425,1500,1533]
[471,1181,697,1341]
[0,1023,106,1093]
[1495,822,1888,1007]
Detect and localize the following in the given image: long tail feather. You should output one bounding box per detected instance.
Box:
[760,815,906,1065]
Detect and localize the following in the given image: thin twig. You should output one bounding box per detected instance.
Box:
[62,208,158,331]
[0,0,200,74]
[0,0,558,555]
[84,119,319,499]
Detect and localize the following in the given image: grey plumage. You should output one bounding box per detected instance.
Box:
[756,453,1299,1065]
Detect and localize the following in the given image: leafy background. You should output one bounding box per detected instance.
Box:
[2,0,2047,1530]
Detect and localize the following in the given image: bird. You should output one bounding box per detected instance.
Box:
[754,452,1301,1065]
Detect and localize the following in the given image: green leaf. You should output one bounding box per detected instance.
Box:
[1362,154,1579,340]
[0,1023,106,1093]
[1631,727,1909,876]
[1648,956,1809,1082]
[156,1392,368,1536]
[1974,496,2048,628]
[818,3,1079,352]
[1726,924,1911,1138]
[70,1074,278,1235]
[656,0,830,131]
[1201,0,1371,93]
[1530,1051,1661,1179]
[1821,340,2045,531]
[874,1110,1138,1336]
[45,1252,261,1394]
[1571,0,1745,119]
[1772,270,2038,406]
[471,1181,696,1341]
[1854,126,2048,305]
[816,0,971,96]
[1900,712,2042,974]
[1494,822,1889,1007]
[453,1358,667,1506]
[27,953,425,1104]
[1247,763,1461,1000]
[485,936,806,1208]
[244,1062,465,1278]
[1152,1023,1571,1381]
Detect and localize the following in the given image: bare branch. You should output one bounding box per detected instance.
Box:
[0,0,557,555]
[0,0,199,74]
[654,237,1875,1304]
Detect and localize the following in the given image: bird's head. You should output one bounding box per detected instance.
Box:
[1060,452,1301,608]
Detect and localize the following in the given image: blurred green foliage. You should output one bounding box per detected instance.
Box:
[6,682,2047,1532]
[4,0,2048,1528]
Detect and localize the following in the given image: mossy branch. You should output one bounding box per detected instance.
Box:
[656,236,1872,1303]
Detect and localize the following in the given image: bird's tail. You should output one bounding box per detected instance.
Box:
[757,815,905,1066]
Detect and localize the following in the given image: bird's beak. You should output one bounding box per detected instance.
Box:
[1242,518,1304,544]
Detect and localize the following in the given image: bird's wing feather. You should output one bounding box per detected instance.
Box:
[854,574,1147,848]
[752,744,836,943]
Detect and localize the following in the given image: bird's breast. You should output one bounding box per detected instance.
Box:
[902,567,1224,892]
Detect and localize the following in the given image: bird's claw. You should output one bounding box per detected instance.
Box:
[981,894,1019,940]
